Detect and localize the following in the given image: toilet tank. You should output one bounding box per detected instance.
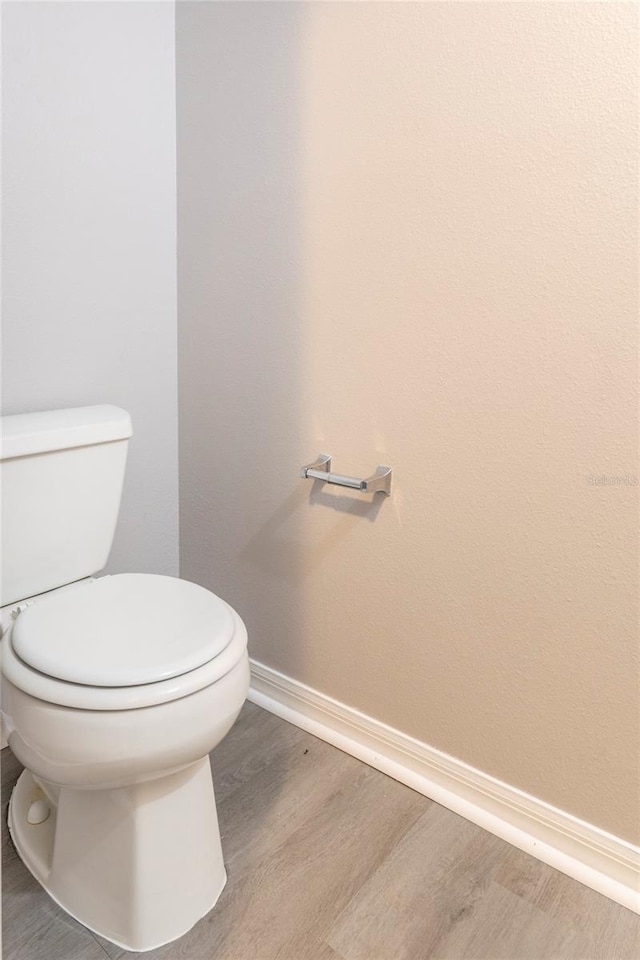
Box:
[1,406,132,606]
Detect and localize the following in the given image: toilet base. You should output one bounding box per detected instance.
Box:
[8,758,227,952]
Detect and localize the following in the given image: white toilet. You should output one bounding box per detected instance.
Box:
[0,405,250,952]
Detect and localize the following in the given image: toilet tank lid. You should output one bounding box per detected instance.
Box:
[0,405,132,461]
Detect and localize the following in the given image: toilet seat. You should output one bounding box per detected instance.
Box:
[1,575,248,711]
[13,573,235,686]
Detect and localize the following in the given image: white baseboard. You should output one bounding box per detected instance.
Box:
[248,659,640,915]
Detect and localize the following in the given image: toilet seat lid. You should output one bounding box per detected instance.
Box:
[11,574,236,687]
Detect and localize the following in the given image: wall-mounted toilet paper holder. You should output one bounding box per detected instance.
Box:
[301,455,392,497]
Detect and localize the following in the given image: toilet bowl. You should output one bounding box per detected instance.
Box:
[0,406,251,952]
[1,574,250,952]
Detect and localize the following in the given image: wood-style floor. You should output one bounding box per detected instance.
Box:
[2,702,639,960]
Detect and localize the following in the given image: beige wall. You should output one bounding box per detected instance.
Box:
[177,2,639,843]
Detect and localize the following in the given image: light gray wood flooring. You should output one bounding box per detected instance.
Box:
[2,702,639,959]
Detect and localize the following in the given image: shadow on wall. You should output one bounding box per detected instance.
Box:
[239,480,385,586]
[178,1,394,685]
[178,1,306,680]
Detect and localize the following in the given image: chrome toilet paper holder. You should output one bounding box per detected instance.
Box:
[301,455,392,497]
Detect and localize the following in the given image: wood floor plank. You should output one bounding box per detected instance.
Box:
[429,880,589,960]
[215,720,400,873]
[212,700,307,798]
[326,803,510,960]
[494,844,640,960]
[3,704,640,960]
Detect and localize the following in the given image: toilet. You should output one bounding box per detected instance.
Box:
[0,405,250,952]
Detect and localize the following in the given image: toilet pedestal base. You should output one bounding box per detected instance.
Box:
[8,758,227,952]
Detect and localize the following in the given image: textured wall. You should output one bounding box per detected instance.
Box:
[177,2,639,842]
[2,1,179,577]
